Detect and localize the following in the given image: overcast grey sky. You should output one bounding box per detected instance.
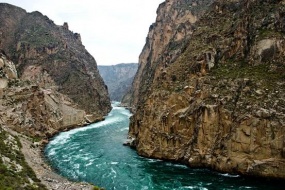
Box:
[2,0,163,65]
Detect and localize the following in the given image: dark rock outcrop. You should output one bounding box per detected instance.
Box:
[127,0,285,179]
[98,63,138,101]
[0,3,111,116]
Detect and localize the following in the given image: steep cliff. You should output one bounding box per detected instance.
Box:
[128,0,285,179]
[0,3,111,116]
[0,51,48,189]
[0,4,111,188]
[98,63,138,101]
[0,48,94,189]
[124,0,214,108]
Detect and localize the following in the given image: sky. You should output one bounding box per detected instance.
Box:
[2,0,164,65]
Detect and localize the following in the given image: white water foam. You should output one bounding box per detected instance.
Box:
[85,159,95,167]
[47,148,56,156]
[111,167,117,175]
[165,162,188,169]
[120,127,129,131]
[62,157,72,162]
[219,173,240,178]
[181,186,195,189]
[146,158,163,163]
[49,107,126,146]
[48,103,132,150]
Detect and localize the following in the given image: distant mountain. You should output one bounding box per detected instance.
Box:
[98,63,138,101]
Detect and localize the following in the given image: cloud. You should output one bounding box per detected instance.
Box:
[2,0,164,65]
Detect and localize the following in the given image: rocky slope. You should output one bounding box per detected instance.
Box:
[0,3,111,189]
[127,0,285,179]
[98,63,138,101]
[0,3,111,116]
[0,41,46,189]
[0,126,47,189]
[0,51,95,189]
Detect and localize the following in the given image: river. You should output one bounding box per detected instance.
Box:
[45,102,284,190]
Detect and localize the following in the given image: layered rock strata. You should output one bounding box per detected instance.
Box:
[128,0,285,179]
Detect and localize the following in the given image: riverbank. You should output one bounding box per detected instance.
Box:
[3,126,94,190]
[44,104,285,189]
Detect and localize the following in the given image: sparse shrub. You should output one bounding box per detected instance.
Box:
[93,186,105,190]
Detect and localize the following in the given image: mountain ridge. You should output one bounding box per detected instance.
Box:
[0,3,111,116]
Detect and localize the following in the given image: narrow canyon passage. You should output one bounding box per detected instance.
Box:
[45,103,283,190]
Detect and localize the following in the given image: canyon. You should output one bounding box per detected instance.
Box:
[98,63,138,102]
[126,0,285,179]
[1,0,285,189]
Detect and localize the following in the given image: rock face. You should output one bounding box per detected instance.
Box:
[0,3,111,116]
[124,0,213,108]
[0,52,89,138]
[0,51,93,189]
[98,63,138,101]
[128,0,285,179]
[0,7,112,188]
[0,4,110,188]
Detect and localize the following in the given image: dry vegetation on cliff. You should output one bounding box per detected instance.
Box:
[0,127,47,190]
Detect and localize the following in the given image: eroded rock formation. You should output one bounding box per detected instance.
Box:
[124,0,214,108]
[127,0,285,179]
[0,51,96,139]
[0,4,111,188]
[0,52,96,189]
[0,3,111,116]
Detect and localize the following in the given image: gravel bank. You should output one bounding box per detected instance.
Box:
[5,127,93,190]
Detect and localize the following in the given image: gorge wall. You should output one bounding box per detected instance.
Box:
[0,3,111,189]
[98,63,138,102]
[0,51,48,189]
[0,51,92,138]
[127,0,285,179]
[0,52,94,188]
[0,3,111,117]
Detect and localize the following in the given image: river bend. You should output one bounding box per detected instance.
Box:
[45,103,284,190]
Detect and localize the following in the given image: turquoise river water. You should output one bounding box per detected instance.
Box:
[45,102,284,190]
